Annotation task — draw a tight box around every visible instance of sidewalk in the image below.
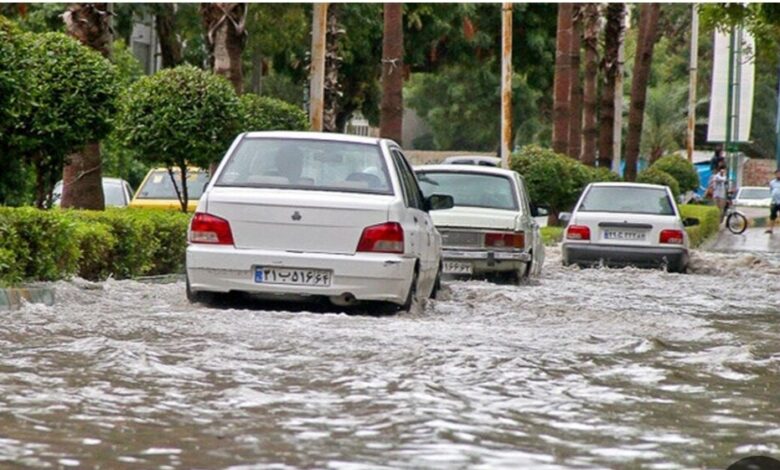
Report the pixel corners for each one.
[708,227,780,253]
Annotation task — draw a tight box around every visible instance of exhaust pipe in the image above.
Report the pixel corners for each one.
[330,292,357,307]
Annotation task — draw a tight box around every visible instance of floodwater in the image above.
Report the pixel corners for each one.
[1,247,779,469]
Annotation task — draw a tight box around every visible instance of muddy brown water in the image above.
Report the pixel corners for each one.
[1,247,779,469]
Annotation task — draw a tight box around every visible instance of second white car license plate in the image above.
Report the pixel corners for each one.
[254,267,332,286]
[443,261,473,275]
[603,230,646,241]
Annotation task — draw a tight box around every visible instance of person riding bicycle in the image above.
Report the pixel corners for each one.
[711,165,729,222]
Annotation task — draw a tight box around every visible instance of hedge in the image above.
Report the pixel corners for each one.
[0,207,191,286]
[679,204,720,248]
[540,226,564,246]
[651,155,699,193]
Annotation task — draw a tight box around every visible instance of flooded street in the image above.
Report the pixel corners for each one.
[1,246,779,469]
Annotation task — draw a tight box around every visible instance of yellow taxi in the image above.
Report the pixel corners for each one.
[129,167,209,212]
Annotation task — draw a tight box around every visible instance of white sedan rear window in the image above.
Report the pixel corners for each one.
[417,172,518,210]
[579,186,675,215]
[216,138,393,195]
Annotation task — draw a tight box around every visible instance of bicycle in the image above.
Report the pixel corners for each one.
[724,196,748,234]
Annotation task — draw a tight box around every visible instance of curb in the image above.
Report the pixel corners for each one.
[0,287,55,311]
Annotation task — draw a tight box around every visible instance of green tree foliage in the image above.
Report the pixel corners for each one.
[651,155,700,193]
[115,65,241,211]
[636,167,681,198]
[238,94,309,132]
[2,31,119,207]
[510,145,621,217]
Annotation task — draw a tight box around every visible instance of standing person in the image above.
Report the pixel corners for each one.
[767,168,780,234]
[711,165,729,221]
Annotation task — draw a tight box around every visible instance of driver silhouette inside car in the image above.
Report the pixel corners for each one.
[269,145,306,185]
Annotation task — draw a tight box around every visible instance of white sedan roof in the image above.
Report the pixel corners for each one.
[242,131,384,146]
[415,163,518,178]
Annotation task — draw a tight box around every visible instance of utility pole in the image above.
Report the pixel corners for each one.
[686,5,698,162]
[379,3,404,143]
[500,2,512,168]
[611,9,627,174]
[309,3,328,132]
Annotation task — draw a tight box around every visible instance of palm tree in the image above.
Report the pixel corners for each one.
[154,3,182,68]
[641,83,687,163]
[624,3,661,181]
[567,4,583,160]
[580,3,600,166]
[60,3,111,210]
[597,3,625,168]
[323,4,344,132]
[552,3,573,155]
[201,3,247,94]
[380,3,404,143]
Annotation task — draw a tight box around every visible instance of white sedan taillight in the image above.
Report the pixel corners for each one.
[190,213,234,245]
[356,222,404,254]
[566,225,591,241]
[659,229,684,245]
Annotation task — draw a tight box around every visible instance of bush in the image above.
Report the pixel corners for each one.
[510,145,622,217]
[238,94,308,132]
[636,167,681,198]
[652,155,699,193]
[115,65,241,211]
[540,226,564,246]
[0,207,191,286]
[680,204,720,248]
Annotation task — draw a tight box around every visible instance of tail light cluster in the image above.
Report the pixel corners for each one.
[484,231,525,249]
[566,225,591,241]
[357,222,404,254]
[659,229,684,245]
[190,212,234,245]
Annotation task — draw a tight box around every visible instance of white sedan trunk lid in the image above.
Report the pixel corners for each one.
[573,211,681,247]
[206,187,391,254]
[430,206,519,231]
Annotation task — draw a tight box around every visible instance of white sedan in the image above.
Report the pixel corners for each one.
[561,182,698,273]
[415,165,545,283]
[734,186,771,208]
[186,131,453,311]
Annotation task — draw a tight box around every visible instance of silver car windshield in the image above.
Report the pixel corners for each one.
[216,138,394,195]
[579,186,675,215]
[417,171,518,211]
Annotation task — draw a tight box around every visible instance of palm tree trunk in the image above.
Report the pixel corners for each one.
[581,3,600,166]
[380,3,404,143]
[323,4,344,132]
[567,4,583,160]
[201,3,247,94]
[61,3,111,210]
[597,3,625,168]
[624,3,661,181]
[155,3,182,69]
[552,3,573,155]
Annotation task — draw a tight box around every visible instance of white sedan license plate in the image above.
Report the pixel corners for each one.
[443,261,473,275]
[254,267,332,286]
[603,230,646,241]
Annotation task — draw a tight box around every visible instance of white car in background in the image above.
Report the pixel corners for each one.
[52,177,134,207]
[442,155,501,167]
[561,182,699,273]
[186,132,453,312]
[415,165,545,283]
[734,186,771,207]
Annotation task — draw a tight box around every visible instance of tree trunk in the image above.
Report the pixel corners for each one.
[598,3,625,168]
[581,3,600,166]
[552,3,573,155]
[251,48,263,94]
[567,5,583,160]
[61,3,110,210]
[380,3,404,143]
[201,3,247,94]
[323,4,344,133]
[155,3,182,68]
[624,3,661,181]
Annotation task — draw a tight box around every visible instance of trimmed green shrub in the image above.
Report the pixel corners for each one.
[652,155,699,192]
[680,204,720,248]
[540,226,564,246]
[0,207,80,282]
[636,167,681,198]
[0,207,191,286]
[238,94,308,132]
[115,65,241,211]
[511,145,622,217]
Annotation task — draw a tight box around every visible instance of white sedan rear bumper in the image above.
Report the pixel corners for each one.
[186,245,415,304]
